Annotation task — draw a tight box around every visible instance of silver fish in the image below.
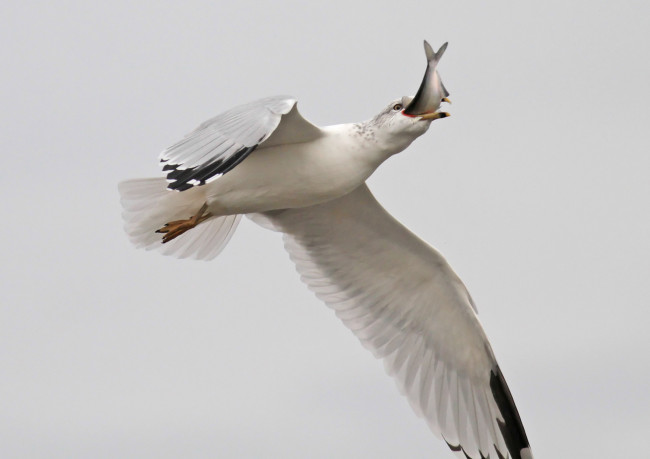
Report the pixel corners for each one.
[403,41,450,119]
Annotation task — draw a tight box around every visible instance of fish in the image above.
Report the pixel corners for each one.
[403,41,450,119]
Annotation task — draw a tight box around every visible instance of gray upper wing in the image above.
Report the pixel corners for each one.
[250,184,533,459]
[159,95,322,191]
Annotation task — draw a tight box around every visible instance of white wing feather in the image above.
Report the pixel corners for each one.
[160,95,322,191]
[250,184,532,459]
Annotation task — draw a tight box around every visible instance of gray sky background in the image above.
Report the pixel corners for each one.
[2,1,649,458]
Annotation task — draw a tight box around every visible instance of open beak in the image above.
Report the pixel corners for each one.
[418,111,450,120]
[403,41,450,120]
[417,97,452,120]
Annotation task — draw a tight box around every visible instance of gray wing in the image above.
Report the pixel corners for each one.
[160,95,322,191]
[251,184,533,459]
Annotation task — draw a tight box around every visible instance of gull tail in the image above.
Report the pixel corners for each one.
[118,178,240,260]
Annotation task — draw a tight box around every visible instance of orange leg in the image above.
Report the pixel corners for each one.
[155,203,212,243]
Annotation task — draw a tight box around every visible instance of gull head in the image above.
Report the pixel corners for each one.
[366,41,450,154]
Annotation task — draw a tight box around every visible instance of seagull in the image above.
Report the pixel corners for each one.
[119,41,533,459]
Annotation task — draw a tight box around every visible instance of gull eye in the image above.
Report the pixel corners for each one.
[392,104,403,111]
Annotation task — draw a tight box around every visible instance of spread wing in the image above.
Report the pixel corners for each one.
[159,95,323,191]
[251,184,533,459]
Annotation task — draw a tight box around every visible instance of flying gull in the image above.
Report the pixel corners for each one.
[119,41,533,459]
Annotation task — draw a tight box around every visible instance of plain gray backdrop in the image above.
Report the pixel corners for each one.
[2,1,649,457]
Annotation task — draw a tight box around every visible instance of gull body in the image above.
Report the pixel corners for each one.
[205,113,428,215]
[118,41,534,459]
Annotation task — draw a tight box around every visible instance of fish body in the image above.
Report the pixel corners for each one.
[403,41,450,116]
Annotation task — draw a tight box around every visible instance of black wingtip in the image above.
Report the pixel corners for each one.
[490,366,531,459]
[445,440,472,459]
[163,144,258,191]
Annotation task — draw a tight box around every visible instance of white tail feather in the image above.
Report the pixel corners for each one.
[118,178,240,260]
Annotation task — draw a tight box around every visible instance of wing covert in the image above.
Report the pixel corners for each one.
[160,95,322,191]
[250,184,532,459]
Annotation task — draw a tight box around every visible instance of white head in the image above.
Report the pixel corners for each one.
[366,41,450,155]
